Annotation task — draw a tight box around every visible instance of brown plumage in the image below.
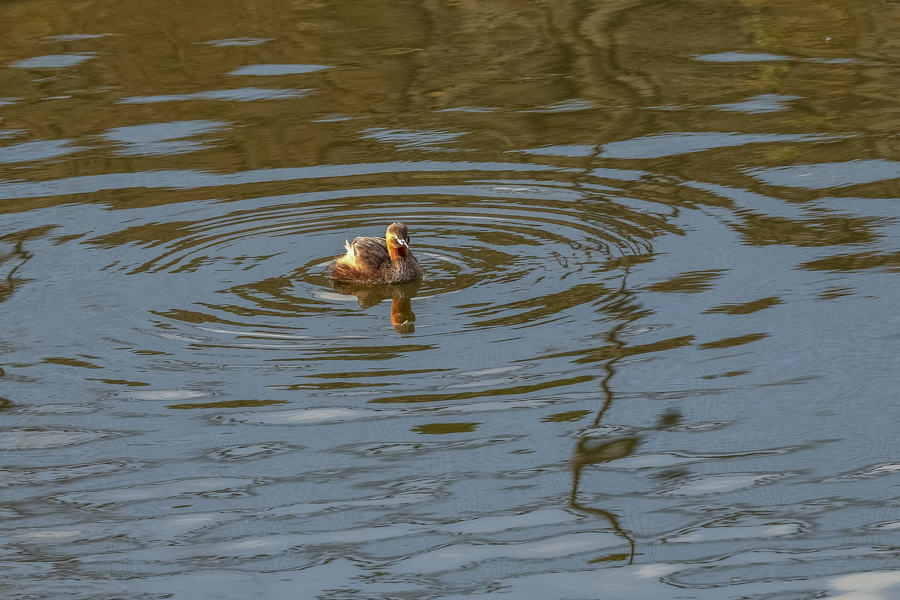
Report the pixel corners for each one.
[329,222,424,284]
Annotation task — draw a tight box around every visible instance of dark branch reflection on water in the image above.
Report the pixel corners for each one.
[3,0,900,598]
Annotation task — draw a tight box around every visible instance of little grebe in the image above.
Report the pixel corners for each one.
[329,222,424,284]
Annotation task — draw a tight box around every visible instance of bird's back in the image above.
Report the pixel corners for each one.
[330,236,392,283]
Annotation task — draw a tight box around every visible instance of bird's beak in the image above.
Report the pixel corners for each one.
[397,239,409,248]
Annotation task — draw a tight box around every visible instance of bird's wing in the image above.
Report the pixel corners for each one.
[347,236,391,269]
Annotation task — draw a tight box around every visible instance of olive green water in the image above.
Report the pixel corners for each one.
[4,1,900,598]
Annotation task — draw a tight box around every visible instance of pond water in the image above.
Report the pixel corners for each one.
[3,1,900,598]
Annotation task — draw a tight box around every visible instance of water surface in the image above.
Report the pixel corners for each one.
[3,1,900,598]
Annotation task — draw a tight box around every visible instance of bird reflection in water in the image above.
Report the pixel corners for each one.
[332,280,420,334]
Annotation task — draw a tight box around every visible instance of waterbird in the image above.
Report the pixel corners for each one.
[329,222,424,285]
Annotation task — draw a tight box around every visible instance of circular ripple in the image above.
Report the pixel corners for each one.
[92,173,664,352]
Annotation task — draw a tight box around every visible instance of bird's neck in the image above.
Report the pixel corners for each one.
[388,244,408,259]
